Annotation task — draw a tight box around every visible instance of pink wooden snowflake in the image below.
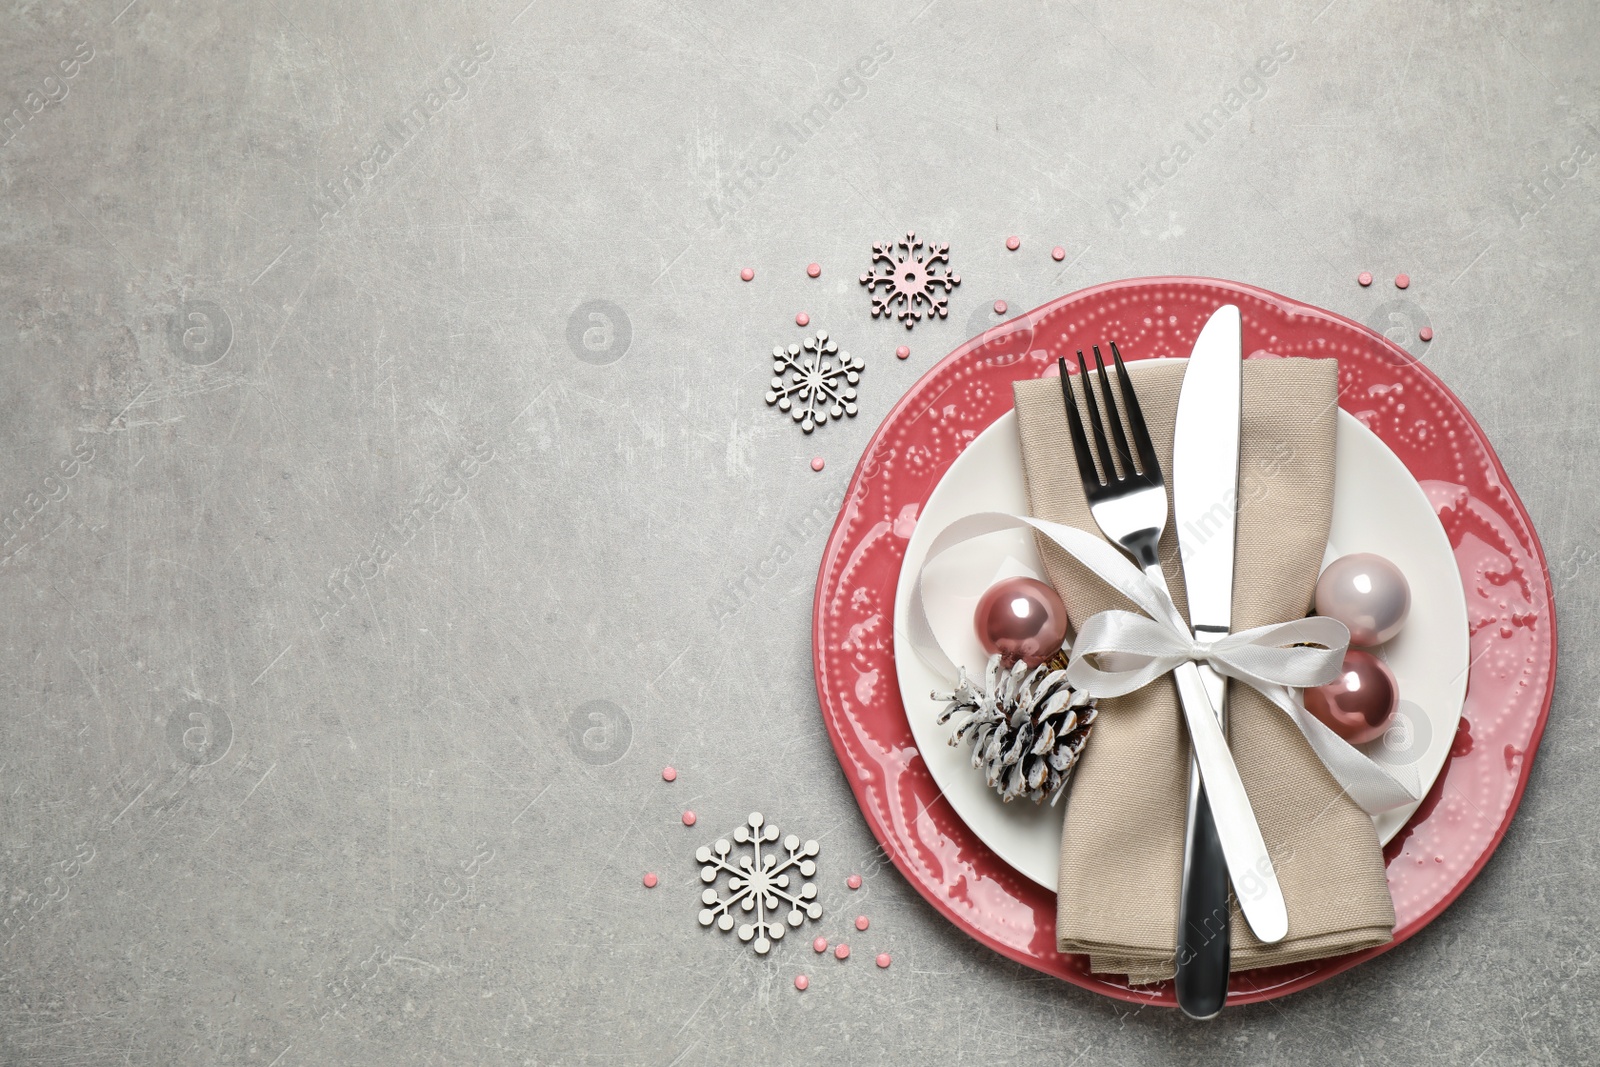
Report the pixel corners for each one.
[859,231,960,329]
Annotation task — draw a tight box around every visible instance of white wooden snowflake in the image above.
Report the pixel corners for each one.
[764,330,863,434]
[859,230,960,329]
[696,812,821,954]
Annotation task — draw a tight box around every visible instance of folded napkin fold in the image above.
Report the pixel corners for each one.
[1012,358,1395,982]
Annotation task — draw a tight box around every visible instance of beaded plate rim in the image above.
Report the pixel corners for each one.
[810,276,1557,1007]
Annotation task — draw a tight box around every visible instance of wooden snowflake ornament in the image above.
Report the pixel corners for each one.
[696,813,822,954]
[859,231,961,329]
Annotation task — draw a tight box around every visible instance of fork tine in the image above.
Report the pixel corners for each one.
[1057,357,1102,489]
[1092,345,1136,479]
[1076,349,1116,484]
[1110,342,1160,477]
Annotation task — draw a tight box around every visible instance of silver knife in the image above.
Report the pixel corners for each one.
[1171,305,1286,1016]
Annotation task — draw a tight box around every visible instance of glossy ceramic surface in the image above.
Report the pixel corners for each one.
[893,398,1468,888]
[810,277,1557,1006]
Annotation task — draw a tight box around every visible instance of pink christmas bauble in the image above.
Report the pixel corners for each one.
[1304,649,1399,745]
[974,576,1068,668]
[1314,552,1410,647]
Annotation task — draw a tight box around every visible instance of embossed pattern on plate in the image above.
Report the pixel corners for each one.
[811,277,1556,1006]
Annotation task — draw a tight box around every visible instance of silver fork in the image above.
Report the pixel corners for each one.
[1056,345,1289,947]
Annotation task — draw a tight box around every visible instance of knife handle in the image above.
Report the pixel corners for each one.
[1136,562,1288,944]
[1167,658,1289,945]
[1175,665,1231,1020]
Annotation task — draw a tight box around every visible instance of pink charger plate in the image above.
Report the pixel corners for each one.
[810,277,1556,1007]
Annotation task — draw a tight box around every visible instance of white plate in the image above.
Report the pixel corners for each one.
[891,364,1470,891]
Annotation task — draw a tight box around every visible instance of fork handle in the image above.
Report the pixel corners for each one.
[1141,564,1289,945]
[1168,658,1288,944]
[1175,663,1230,1019]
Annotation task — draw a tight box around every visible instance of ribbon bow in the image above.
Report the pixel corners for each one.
[911,511,1425,815]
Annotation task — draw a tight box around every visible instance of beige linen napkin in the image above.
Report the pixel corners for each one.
[1012,358,1395,982]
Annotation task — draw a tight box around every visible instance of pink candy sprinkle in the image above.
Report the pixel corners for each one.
[895,345,909,360]
[795,312,810,327]
[1005,235,1020,251]
[794,974,809,991]
[855,916,869,931]
[807,262,821,278]
[643,873,658,888]
[682,811,696,826]
[1419,327,1434,342]
[993,300,1008,315]
[847,874,862,889]
[1395,273,1410,289]
[834,944,850,960]
[813,936,828,953]
[876,953,891,968]
[810,457,825,472]
[740,267,754,282]
[1052,246,1066,261]
[661,766,676,782]
[1357,271,1373,287]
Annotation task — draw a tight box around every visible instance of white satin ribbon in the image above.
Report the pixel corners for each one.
[910,511,1425,815]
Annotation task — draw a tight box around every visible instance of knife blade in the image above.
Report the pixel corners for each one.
[1174,305,1243,648]
[1170,305,1285,1017]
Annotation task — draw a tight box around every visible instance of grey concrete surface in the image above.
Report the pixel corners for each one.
[1,1,1596,1064]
